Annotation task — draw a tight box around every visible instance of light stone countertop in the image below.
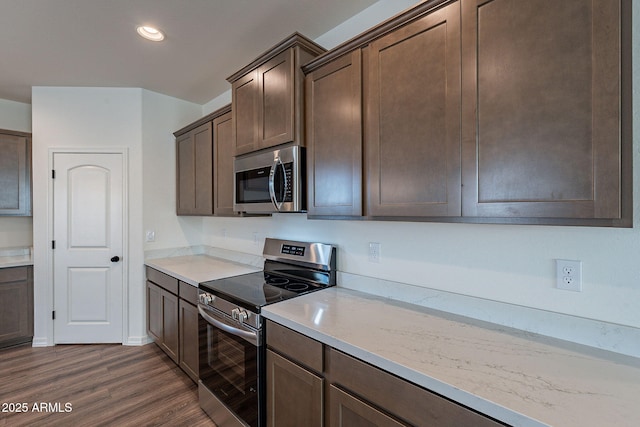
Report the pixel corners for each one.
[144,254,261,287]
[262,287,640,427]
[0,247,33,269]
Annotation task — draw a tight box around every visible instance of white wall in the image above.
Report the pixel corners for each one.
[0,98,33,249]
[142,89,203,253]
[0,98,31,133]
[31,87,201,346]
[199,0,640,333]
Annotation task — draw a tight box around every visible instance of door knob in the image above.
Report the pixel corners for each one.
[110,256,120,262]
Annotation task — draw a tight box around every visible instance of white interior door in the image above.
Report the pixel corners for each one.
[53,152,124,343]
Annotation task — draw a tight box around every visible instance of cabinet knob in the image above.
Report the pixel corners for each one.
[110,256,120,263]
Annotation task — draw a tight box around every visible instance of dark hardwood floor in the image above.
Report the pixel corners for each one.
[0,343,215,427]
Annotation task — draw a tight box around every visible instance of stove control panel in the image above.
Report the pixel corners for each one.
[281,244,305,256]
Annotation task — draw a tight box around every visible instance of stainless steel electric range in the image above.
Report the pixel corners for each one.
[197,238,336,427]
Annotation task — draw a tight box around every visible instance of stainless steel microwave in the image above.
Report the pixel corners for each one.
[234,145,305,214]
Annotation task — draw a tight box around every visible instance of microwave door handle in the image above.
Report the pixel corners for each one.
[198,305,259,346]
[268,157,285,211]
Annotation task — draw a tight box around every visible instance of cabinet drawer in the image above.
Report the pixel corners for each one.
[328,348,503,427]
[266,320,323,373]
[179,281,198,305]
[329,384,404,427]
[145,267,178,295]
[0,266,29,283]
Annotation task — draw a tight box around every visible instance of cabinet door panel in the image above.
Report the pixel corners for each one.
[179,299,199,382]
[306,51,362,216]
[233,70,259,155]
[259,49,294,149]
[329,385,403,427]
[213,111,237,216]
[461,0,622,219]
[367,2,461,217]
[176,133,195,214]
[161,290,179,363]
[0,133,31,216]
[193,123,213,214]
[146,281,163,343]
[267,349,323,427]
[0,267,33,346]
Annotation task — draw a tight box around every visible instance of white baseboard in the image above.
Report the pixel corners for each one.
[124,335,154,346]
[31,337,51,347]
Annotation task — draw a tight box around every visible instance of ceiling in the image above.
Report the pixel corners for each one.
[0,0,378,105]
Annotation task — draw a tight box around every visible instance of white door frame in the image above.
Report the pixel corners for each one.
[47,148,129,345]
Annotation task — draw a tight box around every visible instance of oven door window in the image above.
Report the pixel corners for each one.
[236,166,271,203]
[199,312,259,426]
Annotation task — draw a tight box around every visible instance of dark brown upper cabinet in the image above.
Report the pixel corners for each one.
[174,105,238,217]
[305,50,363,217]
[460,0,631,226]
[0,130,32,216]
[175,121,213,215]
[302,0,631,226]
[366,1,461,218]
[213,110,236,216]
[227,33,326,156]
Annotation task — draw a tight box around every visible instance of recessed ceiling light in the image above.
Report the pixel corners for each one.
[136,26,165,42]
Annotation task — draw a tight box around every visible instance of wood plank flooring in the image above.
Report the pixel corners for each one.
[0,343,215,427]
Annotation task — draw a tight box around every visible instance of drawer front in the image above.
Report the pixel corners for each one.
[266,320,323,373]
[145,267,178,295]
[328,349,503,427]
[0,266,29,283]
[179,280,198,305]
[329,384,404,427]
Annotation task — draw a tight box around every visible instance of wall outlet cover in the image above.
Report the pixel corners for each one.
[556,259,582,292]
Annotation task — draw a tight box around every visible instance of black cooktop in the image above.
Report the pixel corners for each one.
[199,269,331,313]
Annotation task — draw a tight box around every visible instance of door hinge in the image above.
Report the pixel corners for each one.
[51,240,55,249]
[52,169,56,179]
[52,311,56,320]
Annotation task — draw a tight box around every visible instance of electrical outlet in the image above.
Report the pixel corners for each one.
[368,242,381,263]
[556,259,582,292]
[145,230,155,242]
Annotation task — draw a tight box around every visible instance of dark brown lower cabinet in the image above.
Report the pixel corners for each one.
[329,384,403,427]
[266,350,323,427]
[146,281,178,363]
[266,320,324,427]
[179,298,199,382]
[266,320,505,427]
[0,266,33,348]
[146,267,198,382]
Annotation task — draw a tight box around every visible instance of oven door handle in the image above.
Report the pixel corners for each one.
[198,305,259,346]
[268,156,285,211]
